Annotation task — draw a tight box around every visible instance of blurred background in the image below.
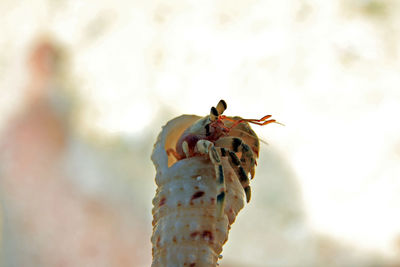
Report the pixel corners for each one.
[1,0,400,266]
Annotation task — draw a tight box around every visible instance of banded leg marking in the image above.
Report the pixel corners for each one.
[227,151,251,203]
[214,136,256,179]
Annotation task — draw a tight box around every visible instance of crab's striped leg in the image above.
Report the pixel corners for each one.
[226,151,251,203]
[214,136,256,179]
[214,146,253,204]
[196,137,253,206]
[196,140,226,216]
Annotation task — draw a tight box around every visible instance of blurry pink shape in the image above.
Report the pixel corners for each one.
[0,37,150,267]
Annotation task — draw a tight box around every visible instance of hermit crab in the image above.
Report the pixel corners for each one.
[151,100,277,267]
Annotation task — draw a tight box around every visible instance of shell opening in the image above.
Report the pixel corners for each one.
[151,115,201,169]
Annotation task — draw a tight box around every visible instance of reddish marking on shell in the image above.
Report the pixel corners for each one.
[202,230,213,241]
[156,236,161,248]
[173,236,177,243]
[191,191,204,200]
[190,263,196,267]
[190,231,199,238]
[159,197,166,207]
[177,201,182,207]
[210,197,215,204]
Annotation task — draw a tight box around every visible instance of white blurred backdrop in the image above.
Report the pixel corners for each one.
[1,0,400,266]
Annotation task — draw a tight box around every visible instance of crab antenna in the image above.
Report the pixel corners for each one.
[221,115,282,129]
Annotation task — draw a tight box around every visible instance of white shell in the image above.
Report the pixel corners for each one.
[151,115,248,267]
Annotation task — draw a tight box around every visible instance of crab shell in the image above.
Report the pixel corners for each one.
[151,115,259,267]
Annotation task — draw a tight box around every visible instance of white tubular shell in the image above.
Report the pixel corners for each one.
[151,115,247,267]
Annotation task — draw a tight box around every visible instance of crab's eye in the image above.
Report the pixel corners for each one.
[210,99,227,121]
[215,100,227,115]
[210,107,219,121]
